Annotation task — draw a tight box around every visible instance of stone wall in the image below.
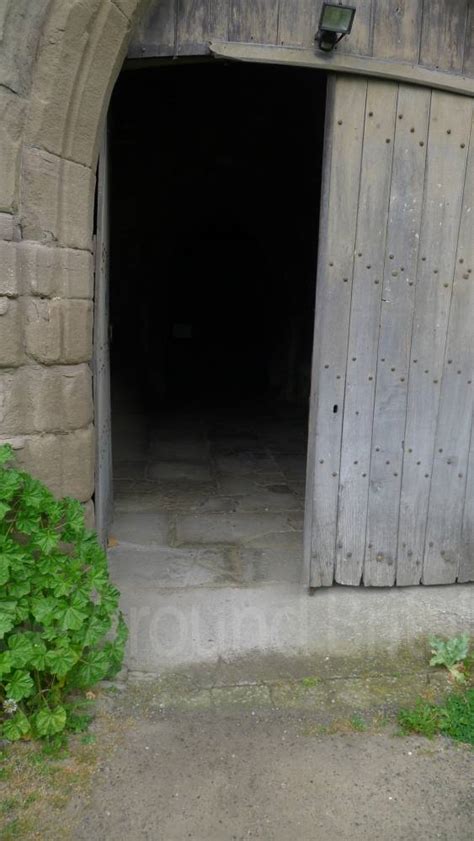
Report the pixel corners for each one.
[0,0,146,510]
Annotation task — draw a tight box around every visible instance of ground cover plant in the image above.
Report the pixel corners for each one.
[398,634,473,745]
[0,443,127,743]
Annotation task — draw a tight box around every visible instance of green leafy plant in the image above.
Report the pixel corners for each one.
[399,688,474,745]
[429,634,469,683]
[0,443,127,741]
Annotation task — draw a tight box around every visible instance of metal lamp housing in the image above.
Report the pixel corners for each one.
[316,3,356,52]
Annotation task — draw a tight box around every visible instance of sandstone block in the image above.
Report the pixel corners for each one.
[0,297,23,366]
[26,0,130,168]
[18,242,93,298]
[1,425,95,502]
[113,0,142,20]
[0,363,93,434]
[68,2,130,165]
[25,0,104,160]
[0,241,20,295]
[21,145,95,250]
[0,212,18,242]
[24,297,93,364]
[0,89,27,213]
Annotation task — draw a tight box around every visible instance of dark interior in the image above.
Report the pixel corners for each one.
[109,61,326,415]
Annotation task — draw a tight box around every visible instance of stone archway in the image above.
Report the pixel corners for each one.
[0,0,146,514]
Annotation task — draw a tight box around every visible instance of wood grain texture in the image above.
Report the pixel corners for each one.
[422,107,474,584]
[308,76,367,587]
[209,0,229,41]
[209,42,474,96]
[94,132,113,546]
[364,85,430,586]
[336,0,373,56]
[420,0,469,73]
[176,0,208,54]
[459,419,474,582]
[128,0,176,57]
[335,80,398,586]
[372,0,422,62]
[229,0,279,44]
[278,0,316,48]
[463,2,474,76]
[396,91,472,585]
[128,1,474,86]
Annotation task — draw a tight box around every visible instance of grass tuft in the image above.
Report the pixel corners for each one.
[398,687,474,745]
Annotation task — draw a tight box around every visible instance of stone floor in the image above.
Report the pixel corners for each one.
[110,398,308,589]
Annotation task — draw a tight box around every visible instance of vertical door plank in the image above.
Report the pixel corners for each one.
[420,0,469,73]
[229,0,279,44]
[364,86,430,586]
[372,0,422,62]
[278,0,317,48]
[176,0,209,54]
[423,110,474,584]
[463,2,474,76]
[459,423,474,582]
[209,0,229,40]
[128,0,176,57]
[307,76,367,587]
[397,91,472,585]
[335,80,398,586]
[94,131,113,546]
[337,0,373,56]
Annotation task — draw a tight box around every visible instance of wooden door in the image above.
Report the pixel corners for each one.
[93,131,113,546]
[305,76,473,587]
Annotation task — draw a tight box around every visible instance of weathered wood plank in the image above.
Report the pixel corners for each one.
[335,80,398,586]
[128,0,176,57]
[364,85,430,586]
[209,42,474,97]
[463,2,474,76]
[94,131,113,546]
[459,420,474,582]
[278,0,316,49]
[372,0,422,62]
[423,109,474,584]
[420,0,469,73]
[336,0,373,56]
[176,0,208,54]
[397,91,472,585]
[307,76,367,588]
[209,0,229,41]
[229,0,279,45]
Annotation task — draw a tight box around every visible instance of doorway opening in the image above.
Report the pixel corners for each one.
[107,60,326,587]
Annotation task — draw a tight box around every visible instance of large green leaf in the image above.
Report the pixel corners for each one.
[2,710,31,741]
[0,650,13,676]
[8,580,30,599]
[0,500,10,520]
[58,605,88,632]
[35,529,60,555]
[0,613,14,639]
[29,637,47,671]
[81,615,111,647]
[0,443,14,465]
[0,557,10,586]
[45,646,79,677]
[74,650,110,687]
[8,634,34,668]
[5,669,35,701]
[35,706,67,737]
[31,596,58,625]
